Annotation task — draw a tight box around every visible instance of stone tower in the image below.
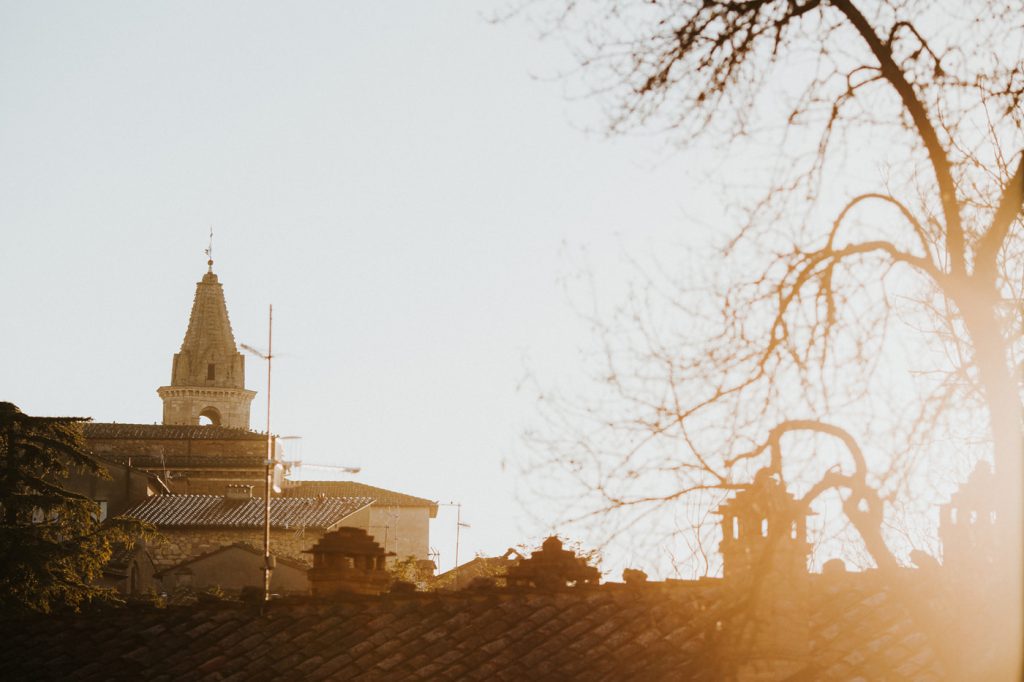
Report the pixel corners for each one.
[157,260,256,429]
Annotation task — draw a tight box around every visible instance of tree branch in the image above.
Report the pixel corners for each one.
[829,0,965,276]
[975,152,1024,280]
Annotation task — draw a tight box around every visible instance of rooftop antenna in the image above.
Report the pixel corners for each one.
[241,305,274,606]
[439,502,470,585]
[291,463,362,474]
[271,436,361,478]
[455,504,471,586]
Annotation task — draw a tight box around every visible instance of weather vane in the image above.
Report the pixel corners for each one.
[205,227,214,271]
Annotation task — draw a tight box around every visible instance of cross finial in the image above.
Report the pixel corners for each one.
[205,227,214,272]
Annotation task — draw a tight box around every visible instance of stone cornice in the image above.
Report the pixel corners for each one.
[157,386,257,400]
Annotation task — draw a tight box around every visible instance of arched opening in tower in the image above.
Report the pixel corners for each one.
[198,407,222,427]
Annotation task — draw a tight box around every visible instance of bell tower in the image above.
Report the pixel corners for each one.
[157,258,256,429]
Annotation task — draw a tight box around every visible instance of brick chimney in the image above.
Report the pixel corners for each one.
[305,527,394,597]
[505,536,599,590]
[716,468,811,680]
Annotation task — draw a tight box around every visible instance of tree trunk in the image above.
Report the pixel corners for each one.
[956,283,1022,679]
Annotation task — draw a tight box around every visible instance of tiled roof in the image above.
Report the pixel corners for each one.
[83,423,267,441]
[281,480,438,516]
[433,553,519,589]
[120,494,372,530]
[0,578,945,681]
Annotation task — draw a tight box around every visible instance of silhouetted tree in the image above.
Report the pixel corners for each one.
[521,1,1022,676]
[0,402,140,612]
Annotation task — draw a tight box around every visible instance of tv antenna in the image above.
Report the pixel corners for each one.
[241,304,275,605]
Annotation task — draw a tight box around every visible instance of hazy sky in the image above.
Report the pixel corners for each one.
[1,2,715,573]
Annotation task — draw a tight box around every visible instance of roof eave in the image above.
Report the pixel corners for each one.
[324,500,375,532]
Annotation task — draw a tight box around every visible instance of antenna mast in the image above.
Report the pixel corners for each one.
[241,311,277,606]
[263,304,273,604]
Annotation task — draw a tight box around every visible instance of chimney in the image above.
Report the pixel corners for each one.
[305,527,395,596]
[716,468,811,680]
[505,536,600,590]
[225,484,253,501]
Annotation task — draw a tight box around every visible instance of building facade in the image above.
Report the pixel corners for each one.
[281,480,437,563]
[81,260,436,575]
[119,486,373,570]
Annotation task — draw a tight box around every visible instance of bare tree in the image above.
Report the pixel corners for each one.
[520,0,1023,676]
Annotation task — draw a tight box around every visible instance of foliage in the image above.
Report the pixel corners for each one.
[196,585,238,604]
[0,402,143,613]
[387,556,430,591]
[432,550,517,590]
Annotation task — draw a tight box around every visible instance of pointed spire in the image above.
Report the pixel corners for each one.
[178,263,240,362]
[158,259,256,429]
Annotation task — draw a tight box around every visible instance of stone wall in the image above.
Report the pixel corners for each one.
[88,437,265,462]
[64,460,155,518]
[150,528,323,570]
[159,545,309,595]
[86,436,266,493]
[148,508,373,571]
[158,386,255,430]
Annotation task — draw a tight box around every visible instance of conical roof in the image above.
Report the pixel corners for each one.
[180,267,239,357]
[168,263,246,390]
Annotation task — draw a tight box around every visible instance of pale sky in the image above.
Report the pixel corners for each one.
[0,1,716,574]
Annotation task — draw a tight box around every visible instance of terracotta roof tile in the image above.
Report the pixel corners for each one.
[281,480,437,515]
[121,494,372,530]
[84,422,268,441]
[0,578,947,680]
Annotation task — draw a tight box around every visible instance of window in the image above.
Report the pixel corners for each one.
[207,363,215,380]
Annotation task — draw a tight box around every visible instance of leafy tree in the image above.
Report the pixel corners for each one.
[521,0,1022,676]
[387,556,430,591]
[431,550,514,590]
[0,402,140,612]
